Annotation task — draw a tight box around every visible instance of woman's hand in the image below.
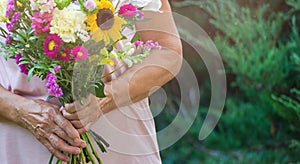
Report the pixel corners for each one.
[18,99,86,162]
[61,94,104,134]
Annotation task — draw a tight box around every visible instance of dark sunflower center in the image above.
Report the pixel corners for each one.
[96,9,115,31]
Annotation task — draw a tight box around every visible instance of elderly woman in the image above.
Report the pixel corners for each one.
[0,0,182,163]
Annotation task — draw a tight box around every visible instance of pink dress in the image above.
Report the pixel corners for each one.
[0,0,162,163]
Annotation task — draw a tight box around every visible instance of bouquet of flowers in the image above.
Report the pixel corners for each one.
[0,0,161,163]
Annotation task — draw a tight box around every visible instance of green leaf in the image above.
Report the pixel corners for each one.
[46,95,55,101]
[88,130,108,153]
[35,64,47,70]
[131,33,140,43]
[94,81,105,98]
[27,67,35,81]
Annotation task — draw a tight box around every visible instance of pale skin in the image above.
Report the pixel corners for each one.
[0,0,182,162]
[62,0,182,133]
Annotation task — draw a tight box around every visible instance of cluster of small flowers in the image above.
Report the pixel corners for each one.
[15,54,28,75]
[134,40,162,50]
[45,71,63,97]
[30,0,56,14]
[5,0,20,32]
[43,34,88,61]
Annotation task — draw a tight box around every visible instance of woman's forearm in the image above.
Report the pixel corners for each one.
[99,47,182,113]
[0,85,32,126]
[98,0,182,114]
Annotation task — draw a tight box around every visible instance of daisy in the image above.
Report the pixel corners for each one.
[43,34,62,58]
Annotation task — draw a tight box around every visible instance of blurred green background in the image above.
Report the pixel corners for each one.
[153,0,300,163]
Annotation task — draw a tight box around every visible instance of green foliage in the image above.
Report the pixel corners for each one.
[198,0,289,95]
[156,0,300,163]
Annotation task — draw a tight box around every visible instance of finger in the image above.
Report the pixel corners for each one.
[62,109,79,120]
[48,133,81,155]
[78,122,93,134]
[42,138,70,162]
[52,126,82,147]
[63,103,76,113]
[54,114,85,147]
[71,117,91,129]
[71,120,84,129]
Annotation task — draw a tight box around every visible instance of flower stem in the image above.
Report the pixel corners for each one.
[80,148,87,164]
[85,132,102,164]
[48,154,54,164]
[82,133,97,164]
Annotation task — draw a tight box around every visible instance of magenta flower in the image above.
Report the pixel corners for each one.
[134,40,144,47]
[15,54,29,75]
[145,40,161,49]
[6,12,20,32]
[43,34,62,58]
[5,34,11,45]
[54,65,61,72]
[46,72,63,97]
[72,46,88,60]
[31,12,53,35]
[5,0,15,17]
[58,48,71,61]
[118,4,137,18]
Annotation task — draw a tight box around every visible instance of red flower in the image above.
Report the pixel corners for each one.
[58,48,71,61]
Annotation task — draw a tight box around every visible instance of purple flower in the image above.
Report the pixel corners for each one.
[5,33,11,45]
[46,72,63,97]
[137,11,145,20]
[6,12,20,32]
[5,0,15,17]
[144,40,161,49]
[134,40,144,47]
[54,65,61,72]
[15,54,28,75]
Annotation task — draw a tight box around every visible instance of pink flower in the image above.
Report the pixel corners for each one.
[43,34,62,58]
[58,48,71,61]
[31,12,53,35]
[118,4,137,18]
[72,46,88,60]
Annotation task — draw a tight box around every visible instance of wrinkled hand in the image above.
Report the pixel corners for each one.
[61,94,103,134]
[18,99,86,162]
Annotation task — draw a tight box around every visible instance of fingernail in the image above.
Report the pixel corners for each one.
[76,148,81,154]
[81,141,86,148]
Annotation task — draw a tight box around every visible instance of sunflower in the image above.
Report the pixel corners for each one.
[86,0,126,45]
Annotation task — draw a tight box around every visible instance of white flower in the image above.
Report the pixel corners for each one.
[67,2,81,10]
[30,0,57,13]
[0,0,8,22]
[112,0,161,12]
[77,29,90,42]
[50,8,87,43]
[131,0,162,12]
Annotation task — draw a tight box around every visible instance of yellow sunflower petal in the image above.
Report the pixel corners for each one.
[95,0,115,12]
